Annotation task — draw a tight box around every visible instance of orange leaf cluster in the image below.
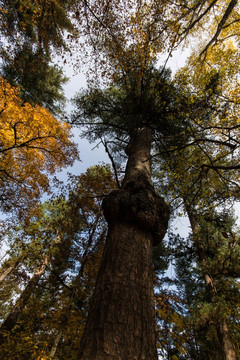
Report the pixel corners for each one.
[0,77,78,212]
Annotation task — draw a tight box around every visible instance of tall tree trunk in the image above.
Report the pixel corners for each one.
[49,217,102,358]
[185,202,236,360]
[0,253,27,285]
[50,329,64,359]
[0,234,62,346]
[217,319,237,360]
[78,127,169,360]
[0,256,49,345]
[49,284,77,359]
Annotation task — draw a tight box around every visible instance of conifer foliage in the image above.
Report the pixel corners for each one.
[0,0,240,359]
[0,165,116,359]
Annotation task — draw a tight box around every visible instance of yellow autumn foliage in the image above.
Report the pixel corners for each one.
[0,77,78,212]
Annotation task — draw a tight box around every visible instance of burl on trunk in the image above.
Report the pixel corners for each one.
[78,127,169,360]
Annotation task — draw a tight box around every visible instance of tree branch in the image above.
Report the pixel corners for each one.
[200,0,238,55]
[101,138,121,188]
[202,163,240,170]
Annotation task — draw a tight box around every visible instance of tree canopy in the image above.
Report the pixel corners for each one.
[0,0,74,111]
[0,0,240,359]
[0,77,78,214]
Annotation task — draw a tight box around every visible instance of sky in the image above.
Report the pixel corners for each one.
[57,46,191,178]
[55,46,193,240]
[55,64,108,179]
[59,44,240,234]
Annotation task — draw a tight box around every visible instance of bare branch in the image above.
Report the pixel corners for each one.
[101,138,121,188]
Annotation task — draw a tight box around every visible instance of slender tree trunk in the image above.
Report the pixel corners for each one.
[0,263,18,285]
[0,256,49,345]
[0,235,62,346]
[185,202,236,360]
[78,127,169,360]
[217,319,237,360]
[49,218,102,358]
[50,330,64,359]
[49,286,76,359]
[0,254,27,285]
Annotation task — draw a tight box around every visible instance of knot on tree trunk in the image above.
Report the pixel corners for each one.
[103,177,169,246]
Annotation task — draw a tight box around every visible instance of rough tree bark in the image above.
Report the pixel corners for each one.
[185,202,236,360]
[78,127,169,360]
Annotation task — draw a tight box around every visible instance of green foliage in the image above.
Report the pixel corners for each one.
[1,1,240,358]
[0,165,116,359]
[153,241,170,275]
[0,0,74,111]
[159,209,240,360]
[72,65,193,172]
[2,46,68,113]
[0,0,73,53]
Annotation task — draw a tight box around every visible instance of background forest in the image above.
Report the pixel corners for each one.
[0,0,240,359]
